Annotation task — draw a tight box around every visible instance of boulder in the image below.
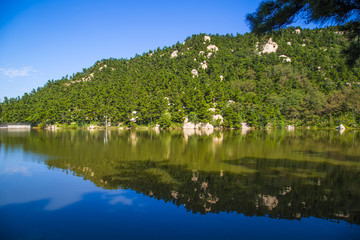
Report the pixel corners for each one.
[200,61,208,69]
[336,124,345,131]
[170,50,178,58]
[260,38,278,54]
[207,45,218,52]
[286,125,295,131]
[191,69,198,78]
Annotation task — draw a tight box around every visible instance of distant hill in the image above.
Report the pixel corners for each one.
[1,26,359,128]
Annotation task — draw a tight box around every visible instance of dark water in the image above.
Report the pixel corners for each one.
[0,129,359,240]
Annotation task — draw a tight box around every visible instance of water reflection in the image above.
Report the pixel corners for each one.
[1,129,359,224]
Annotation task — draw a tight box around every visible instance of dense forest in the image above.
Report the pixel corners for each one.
[1,26,360,128]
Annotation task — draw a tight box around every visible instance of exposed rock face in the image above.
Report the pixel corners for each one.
[200,61,208,69]
[260,38,278,54]
[213,114,223,124]
[286,125,295,131]
[191,69,198,78]
[45,125,58,130]
[88,124,98,130]
[170,50,178,58]
[130,117,138,122]
[336,124,345,131]
[241,122,250,130]
[99,65,107,71]
[279,55,291,62]
[202,123,214,130]
[183,122,195,129]
[207,45,218,52]
[130,111,138,122]
[81,73,94,82]
[164,97,170,106]
[183,117,214,130]
[183,117,196,129]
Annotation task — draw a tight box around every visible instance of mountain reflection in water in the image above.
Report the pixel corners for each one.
[1,129,360,225]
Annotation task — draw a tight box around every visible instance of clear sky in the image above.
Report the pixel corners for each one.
[0,0,315,100]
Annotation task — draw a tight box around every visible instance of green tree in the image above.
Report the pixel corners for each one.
[246,0,360,65]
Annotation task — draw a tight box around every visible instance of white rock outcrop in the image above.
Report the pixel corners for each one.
[260,38,278,54]
[183,122,196,129]
[99,65,107,71]
[191,69,198,78]
[170,50,179,58]
[88,125,98,130]
[241,122,250,130]
[286,125,295,131]
[130,117,138,122]
[183,117,214,130]
[200,61,208,69]
[213,115,223,124]
[207,45,218,52]
[336,124,345,131]
[130,111,138,122]
[202,123,214,130]
[279,55,291,62]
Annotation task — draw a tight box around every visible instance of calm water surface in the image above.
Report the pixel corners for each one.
[0,129,359,240]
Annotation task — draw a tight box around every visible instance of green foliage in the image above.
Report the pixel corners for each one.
[246,0,360,65]
[0,28,359,128]
[158,112,172,128]
[188,112,198,123]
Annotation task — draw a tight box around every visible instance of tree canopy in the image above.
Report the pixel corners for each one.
[246,0,360,65]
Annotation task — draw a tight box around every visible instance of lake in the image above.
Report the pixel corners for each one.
[0,128,359,240]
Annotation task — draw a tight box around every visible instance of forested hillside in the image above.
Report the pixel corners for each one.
[1,26,360,128]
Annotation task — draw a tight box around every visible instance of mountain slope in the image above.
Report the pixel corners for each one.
[1,26,359,128]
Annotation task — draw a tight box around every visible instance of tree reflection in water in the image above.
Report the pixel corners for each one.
[2,129,360,224]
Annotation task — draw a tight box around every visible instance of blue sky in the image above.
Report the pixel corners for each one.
[0,0,315,100]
